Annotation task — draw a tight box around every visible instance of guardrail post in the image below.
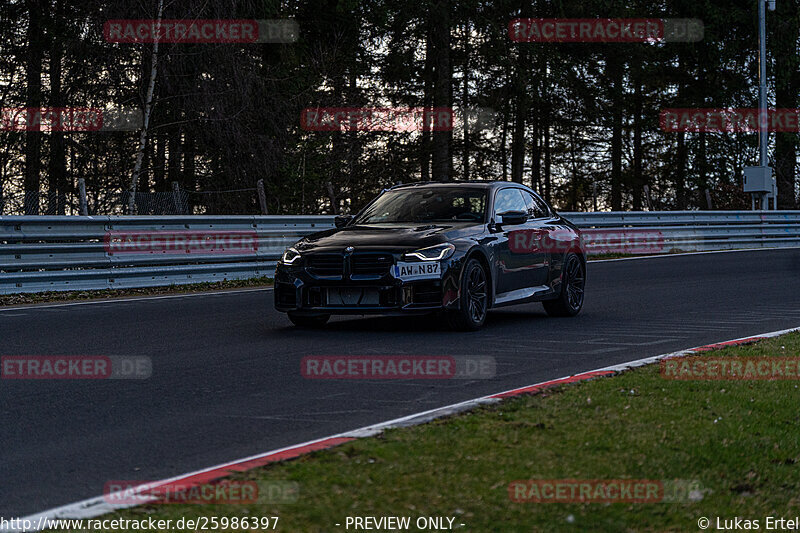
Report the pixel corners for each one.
[78,178,88,216]
[257,179,268,215]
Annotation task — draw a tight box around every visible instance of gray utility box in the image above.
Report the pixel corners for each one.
[743,166,773,193]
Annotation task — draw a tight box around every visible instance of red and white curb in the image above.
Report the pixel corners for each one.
[6,325,800,532]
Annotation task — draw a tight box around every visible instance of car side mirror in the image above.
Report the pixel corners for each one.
[334,215,354,228]
[499,211,528,226]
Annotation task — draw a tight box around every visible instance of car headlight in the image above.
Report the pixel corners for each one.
[403,243,455,262]
[280,247,302,265]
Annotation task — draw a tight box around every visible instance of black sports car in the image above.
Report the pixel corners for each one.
[274,181,585,330]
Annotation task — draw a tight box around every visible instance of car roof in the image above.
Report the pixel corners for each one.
[388,181,531,191]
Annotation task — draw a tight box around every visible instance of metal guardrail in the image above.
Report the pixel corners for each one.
[563,211,800,254]
[0,215,334,294]
[1,211,798,294]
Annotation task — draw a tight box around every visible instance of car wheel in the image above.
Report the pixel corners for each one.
[543,252,585,317]
[445,258,489,331]
[287,312,330,328]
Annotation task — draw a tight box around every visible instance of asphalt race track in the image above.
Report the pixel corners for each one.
[2,248,799,517]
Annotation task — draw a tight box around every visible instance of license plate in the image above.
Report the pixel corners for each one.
[392,261,441,281]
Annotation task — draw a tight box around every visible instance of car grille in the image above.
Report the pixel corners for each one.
[351,253,394,277]
[306,254,344,278]
[305,252,394,279]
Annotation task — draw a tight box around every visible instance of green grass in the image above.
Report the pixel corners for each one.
[0,277,273,307]
[64,333,800,532]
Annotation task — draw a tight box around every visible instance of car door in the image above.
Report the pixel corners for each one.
[492,187,548,296]
[521,190,557,288]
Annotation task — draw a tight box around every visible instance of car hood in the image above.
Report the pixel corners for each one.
[295,223,481,253]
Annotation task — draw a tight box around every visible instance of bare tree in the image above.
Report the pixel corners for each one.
[127,0,163,214]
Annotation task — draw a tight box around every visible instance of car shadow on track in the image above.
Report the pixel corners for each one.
[272,306,551,334]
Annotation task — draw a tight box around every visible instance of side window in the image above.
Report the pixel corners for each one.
[493,188,528,218]
[523,191,550,219]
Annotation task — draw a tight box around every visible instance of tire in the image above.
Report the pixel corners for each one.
[543,252,585,317]
[287,312,330,328]
[445,258,489,331]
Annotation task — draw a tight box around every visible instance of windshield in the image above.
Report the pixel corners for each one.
[354,187,487,224]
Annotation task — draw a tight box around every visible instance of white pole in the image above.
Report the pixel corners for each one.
[757,0,777,209]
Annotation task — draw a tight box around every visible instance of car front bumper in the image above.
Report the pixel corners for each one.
[274,255,463,315]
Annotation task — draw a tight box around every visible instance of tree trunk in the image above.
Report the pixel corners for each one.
[510,45,528,184]
[48,0,67,215]
[24,0,45,215]
[510,99,526,184]
[421,22,434,182]
[500,105,508,181]
[674,57,689,210]
[540,56,551,201]
[775,129,797,209]
[329,71,345,212]
[607,51,624,211]
[167,128,183,187]
[127,0,163,214]
[697,131,708,208]
[632,77,643,211]
[773,0,799,208]
[154,134,166,191]
[544,114,551,204]
[676,131,688,209]
[461,21,470,181]
[569,127,579,210]
[530,106,540,192]
[183,131,195,213]
[430,0,452,181]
